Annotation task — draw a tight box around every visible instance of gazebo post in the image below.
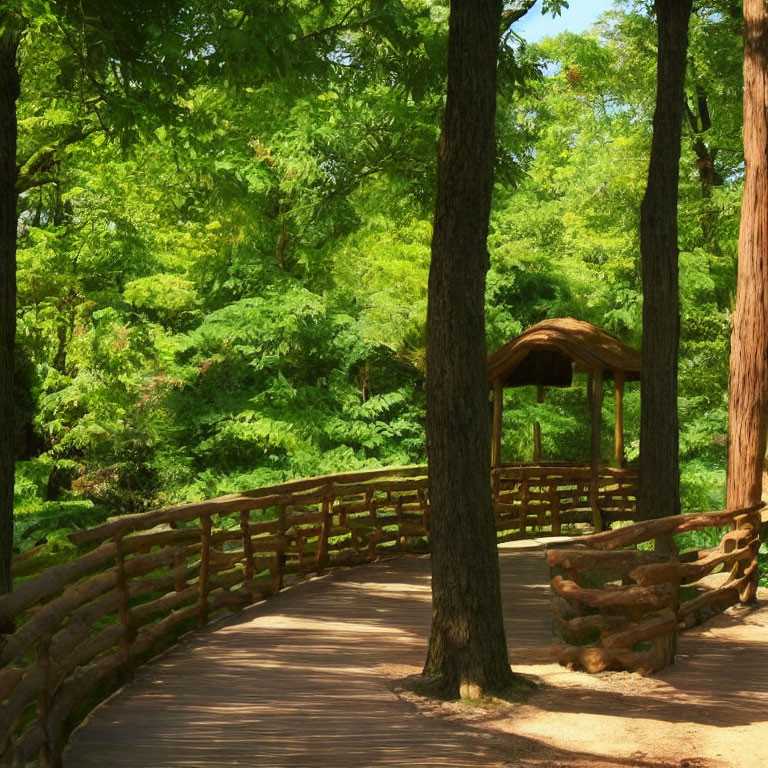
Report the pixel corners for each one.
[588,369,604,532]
[491,380,503,467]
[533,385,545,462]
[613,370,626,466]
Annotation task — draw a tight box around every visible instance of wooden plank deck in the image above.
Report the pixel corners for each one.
[64,541,768,768]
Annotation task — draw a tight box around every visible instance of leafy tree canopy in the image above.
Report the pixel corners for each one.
[11,0,746,559]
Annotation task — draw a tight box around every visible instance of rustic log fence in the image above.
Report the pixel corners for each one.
[548,503,764,674]
[0,462,638,766]
[493,462,638,536]
[0,465,435,767]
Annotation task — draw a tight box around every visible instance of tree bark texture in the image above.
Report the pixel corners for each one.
[0,32,19,601]
[0,32,19,599]
[638,0,692,521]
[423,0,513,698]
[726,0,768,602]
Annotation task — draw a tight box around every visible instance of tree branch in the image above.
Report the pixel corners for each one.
[684,98,699,133]
[500,0,537,38]
[16,126,101,193]
[294,1,369,44]
[696,84,711,132]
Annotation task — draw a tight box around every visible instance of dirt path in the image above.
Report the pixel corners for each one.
[64,541,768,768]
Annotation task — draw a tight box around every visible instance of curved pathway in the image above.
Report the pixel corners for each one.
[64,541,768,768]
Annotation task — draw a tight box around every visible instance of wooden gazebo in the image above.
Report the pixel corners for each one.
[486,318,641,533]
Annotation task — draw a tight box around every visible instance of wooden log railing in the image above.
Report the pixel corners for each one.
[547,503,764,675]
[493,462,638,537]
[0,461,638,766]
[0,465,434,767]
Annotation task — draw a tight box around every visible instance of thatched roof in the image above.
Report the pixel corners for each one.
[487,318,641,388]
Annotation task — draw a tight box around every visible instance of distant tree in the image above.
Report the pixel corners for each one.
[638,0,693,522]
[0,0,193,596]
[422,0,513,698]
[0,13,21,601]
[726,0,768,602]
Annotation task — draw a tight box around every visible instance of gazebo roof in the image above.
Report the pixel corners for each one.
[487,318,641,388]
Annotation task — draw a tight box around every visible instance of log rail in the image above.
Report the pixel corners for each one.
[0,461,638,765]
[548,503,764,674]
[0,465,432,767]
[493,462,638,536]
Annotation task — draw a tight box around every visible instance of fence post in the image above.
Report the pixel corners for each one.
[736,511,761,603]
[550,482,561,536]
[418,488,430,533]
[276,504,287,590]
[396,497,405,549]
[519,478,529,535]
[316,497,332,574]
[114,533,136,676]
[240,510,255,583]
[198,515,212,628]
[36,632,53,767]
[653,532,678,668]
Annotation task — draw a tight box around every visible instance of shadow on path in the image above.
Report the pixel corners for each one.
[64,543,768,768]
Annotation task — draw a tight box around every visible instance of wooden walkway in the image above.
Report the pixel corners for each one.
[64,541,768,768]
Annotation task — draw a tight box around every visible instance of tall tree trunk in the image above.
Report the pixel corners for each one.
[638,0,692,521]
[422,0,514,699]
[0,31,20,601]
[726,0,768,603]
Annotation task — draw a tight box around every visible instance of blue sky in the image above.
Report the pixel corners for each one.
[516,0,618,42]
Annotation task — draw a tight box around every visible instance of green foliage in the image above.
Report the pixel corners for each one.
[10,0,753,556]
[674,525,727,557]
[13,459,107,554]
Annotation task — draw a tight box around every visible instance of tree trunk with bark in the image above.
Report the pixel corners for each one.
[0,30,20,601]
[638,0,692,521]
[726,0,768,602]
[422,0,515,699]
